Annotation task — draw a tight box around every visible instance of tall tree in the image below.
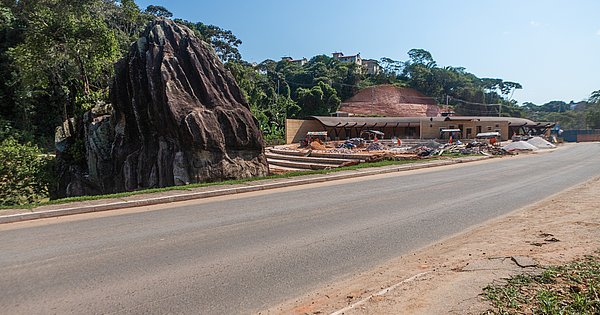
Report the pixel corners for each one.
[586,90,600,128]
[144,5,172,18]
[1,0,138,145]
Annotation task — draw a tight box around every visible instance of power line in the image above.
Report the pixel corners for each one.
[276,77,510,110]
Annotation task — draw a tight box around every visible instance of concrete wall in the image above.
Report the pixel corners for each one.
[420,120,509,140]
[562,130,600,142]
[327,126,420,140]
[286,118,512,143]
[285,119,323,144]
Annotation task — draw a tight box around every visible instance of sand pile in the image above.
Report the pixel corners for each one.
[502,141,539,152]
[527,136,556,149]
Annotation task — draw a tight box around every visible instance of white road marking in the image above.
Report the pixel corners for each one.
[329,271,430,315]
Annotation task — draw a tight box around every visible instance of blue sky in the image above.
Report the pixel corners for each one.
[136,0,600,105]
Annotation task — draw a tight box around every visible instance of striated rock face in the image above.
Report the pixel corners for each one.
[55,19,268,197]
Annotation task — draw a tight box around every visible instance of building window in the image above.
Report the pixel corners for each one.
[408,127,416,137]
[487,126,492,131]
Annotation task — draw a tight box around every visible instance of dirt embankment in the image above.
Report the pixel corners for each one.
[263,176,600,315]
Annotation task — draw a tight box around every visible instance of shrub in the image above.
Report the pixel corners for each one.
[0,137,54,206]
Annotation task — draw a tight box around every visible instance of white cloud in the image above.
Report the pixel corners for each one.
[597,29,600,36]
[530,21,541,28]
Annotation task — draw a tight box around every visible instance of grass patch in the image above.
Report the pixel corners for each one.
[482,253,600,314]
[0,157,445,211]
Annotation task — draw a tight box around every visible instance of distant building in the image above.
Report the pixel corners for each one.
[281,56,308,66]
[332,52,362,65]
[362,59,380,75]
[332,52,380,75]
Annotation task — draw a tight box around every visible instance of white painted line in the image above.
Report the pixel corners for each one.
[329,271,430,315]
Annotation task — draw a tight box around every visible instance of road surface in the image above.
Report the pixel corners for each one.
[1,143,599,314]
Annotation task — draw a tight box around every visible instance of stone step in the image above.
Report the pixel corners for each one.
[267,148,308,156]
[267,147,370,161]
[268,164,308,173]
[266,158,338,170]
[265,153,354,165]
[307,151,372,161]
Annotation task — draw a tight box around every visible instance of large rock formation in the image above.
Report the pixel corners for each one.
[54,19,268,197]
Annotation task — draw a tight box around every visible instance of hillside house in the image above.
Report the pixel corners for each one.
[332,52,380,75]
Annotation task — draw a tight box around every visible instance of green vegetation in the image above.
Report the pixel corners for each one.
[0,137,54,206]
[522,91,600,129]
[483,253,600,314]
[0,157,438,210]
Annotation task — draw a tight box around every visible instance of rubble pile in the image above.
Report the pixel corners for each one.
[366,142,385,151]
[309,140,327,150]
[293,137,521,158]
[268,134,561,173]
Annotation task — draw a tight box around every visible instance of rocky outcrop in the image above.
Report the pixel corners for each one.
[54,19,268,197]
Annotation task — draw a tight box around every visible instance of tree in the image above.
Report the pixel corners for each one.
[3,0,121,143]
[296,81,340,117]
[225,60,300,143]
[407,48,436,67]
[0,137,54,205]
[589,90,600,104]
[193,21,242,62]
[500,81,522,99]
[0,4,23,123]
[379,57,403,76]
[144,5,172,18]
[586,90,600,128]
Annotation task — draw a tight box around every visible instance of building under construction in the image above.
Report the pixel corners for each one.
[286,116,554,144]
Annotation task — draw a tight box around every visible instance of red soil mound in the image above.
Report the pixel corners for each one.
[339,85,447,117]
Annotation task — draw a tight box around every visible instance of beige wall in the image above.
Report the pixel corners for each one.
[420,120,509,140]
[285,119,324,144]
[287,118,512,143]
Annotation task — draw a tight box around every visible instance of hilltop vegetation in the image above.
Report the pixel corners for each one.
[522,95,600,130]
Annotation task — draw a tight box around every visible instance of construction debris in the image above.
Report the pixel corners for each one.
[267,135,558,173]
[366,142,385,151]
[309,140,326,150]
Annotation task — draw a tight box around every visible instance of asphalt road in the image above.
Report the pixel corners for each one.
[2,143,600,314]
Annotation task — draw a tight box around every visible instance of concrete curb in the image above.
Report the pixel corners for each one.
[0,156,493,225]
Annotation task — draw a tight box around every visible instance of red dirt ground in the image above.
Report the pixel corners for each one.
[338,85,449,117]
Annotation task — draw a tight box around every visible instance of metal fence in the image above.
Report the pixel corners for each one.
[561,129,600,142]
